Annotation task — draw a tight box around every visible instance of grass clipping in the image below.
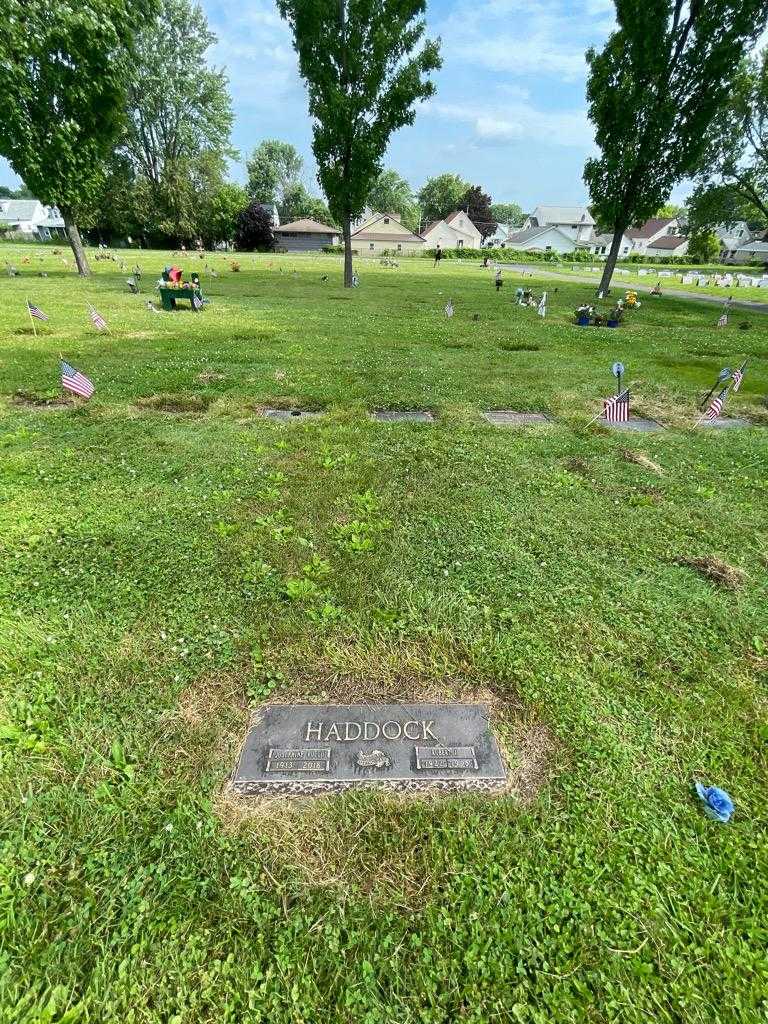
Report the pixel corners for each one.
[675,555,746,591]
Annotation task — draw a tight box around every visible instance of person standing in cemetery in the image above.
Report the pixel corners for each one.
[434,244,443,267]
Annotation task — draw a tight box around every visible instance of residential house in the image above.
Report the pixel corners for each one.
[625,217,685,255]
[728,238,768,266]
[717,223,766,262]
[0,199,66,240]
[484,223,512,247]
[582,231,632,258]
[350,212,426,255]
[273,218,339,252]
[503,224,578,254]
[644,234,689,258]
[521,205,595,244]
[421,210,482,250]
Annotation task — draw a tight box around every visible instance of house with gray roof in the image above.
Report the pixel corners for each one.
[0,199,66,240]
[522,205,595,243]
[503,224,579,254]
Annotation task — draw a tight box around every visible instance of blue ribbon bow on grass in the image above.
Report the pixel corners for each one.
[695,782,734,823]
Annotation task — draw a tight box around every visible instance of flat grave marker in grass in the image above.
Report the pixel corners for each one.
[600,416,666,433]
[262,408,324,421]
[698,416,754,429]
[482,411,553,427]
[232,703,507,796]
[372,409,434,422]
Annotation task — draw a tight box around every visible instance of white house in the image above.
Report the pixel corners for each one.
[522,205,595,244]
[350,212,426,255]
[581,231,633,257]
[0,199,66,240]
[484,223,512,247]
[421,210,482,250]
[644,234,689,258]
[716,221,751,255]
[728,239,768,266]
[625,217,686,254]
[503,224,578,254]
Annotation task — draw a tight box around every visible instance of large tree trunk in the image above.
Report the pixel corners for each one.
[342,217,353,287]
[62,212,91,276]
[596,226,624,296]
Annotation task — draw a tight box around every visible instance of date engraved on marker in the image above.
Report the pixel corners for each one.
[415,746,479,771]
[265,747,331,773]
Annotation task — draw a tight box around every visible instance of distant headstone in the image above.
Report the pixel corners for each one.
[262,408,323,421]
[232,703,507,796]
[482,410,553,426]
[698,416,753,429]
[373,409,434,422]
[601,416,665,432]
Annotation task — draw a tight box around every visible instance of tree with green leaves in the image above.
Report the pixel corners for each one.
[203,183,250,246]
[489,202,524,228]
[584,0,768,295]
[277,0,440,286]
[417,173,469,225]
[461,185,496,241]
[0,0,150,274]
[234,202,275,252]
[246,140,304,214]
[367,169,419,232]
[121,0,235,243]
[689,52,768,231]
[686,227,720,263]
[655,203,684,219]
[280,181,335,225]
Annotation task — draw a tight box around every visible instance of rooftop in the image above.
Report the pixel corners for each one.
[274,218,338,234]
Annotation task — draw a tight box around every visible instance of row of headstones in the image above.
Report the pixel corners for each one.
[263,408,755,431]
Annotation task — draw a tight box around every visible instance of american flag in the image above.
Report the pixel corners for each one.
[537,292,547,317]
[88,304,108,330]
[716,313,728,327]
[731,362,745,392]
[192,292,203,310]
[603,388,630,423]
[706,386,728,421]
[60,360,94,399]
[27,301,49,321]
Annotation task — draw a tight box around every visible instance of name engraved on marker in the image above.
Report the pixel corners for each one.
[233,704,507,795]
[415,746,479,771]
[265,747,331,773]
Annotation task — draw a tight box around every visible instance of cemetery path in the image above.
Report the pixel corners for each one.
[500,263,768,314]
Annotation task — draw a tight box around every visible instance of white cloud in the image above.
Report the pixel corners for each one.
[425,100,592,149]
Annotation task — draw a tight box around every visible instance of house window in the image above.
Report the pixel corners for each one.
[545,245,552,251]
[369,242,374,250]
[457,239,464,248]
[383,217,389,224]
[397,243,402,251]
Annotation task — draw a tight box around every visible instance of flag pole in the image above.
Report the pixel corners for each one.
[26,298,37,338]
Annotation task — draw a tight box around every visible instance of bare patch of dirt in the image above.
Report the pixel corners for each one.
[620,448,664,475]
[12,391,73,410]
[564,456,591,477]
[135,393,210,414]
[675,555,746,591]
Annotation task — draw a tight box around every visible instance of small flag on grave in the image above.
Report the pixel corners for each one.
[716,312,728,327]
[444,299,454,318]
[60,359,94,399]
[192,292,203,310]
[537,292,547,317]
[731,361,746,392]
[87,304,108,331]
[704,386,728,422]
[603,387,630,423]
[27,301,49,321]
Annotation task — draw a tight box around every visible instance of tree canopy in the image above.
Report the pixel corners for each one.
[584,0,768,294]
[278,0,440,285]
[418,173,469,224]
[489,202,524,228]
[688,52,768,231]
[0,0,151,273]
[234,201,275,251]
[246,140,304,210]
[366,169,419,232]
[461,185,496,240]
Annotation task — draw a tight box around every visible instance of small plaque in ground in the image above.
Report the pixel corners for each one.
[483,410,552,426]
[600,416,665,432]
[698,417,753,429]
[373,409,434,422]
[232,703,507,796]
[262,408,323,421]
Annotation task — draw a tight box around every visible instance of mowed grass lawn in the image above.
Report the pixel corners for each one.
[1,246,767,1023]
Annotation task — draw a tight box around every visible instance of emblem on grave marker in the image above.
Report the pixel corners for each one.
[355,749,392,771]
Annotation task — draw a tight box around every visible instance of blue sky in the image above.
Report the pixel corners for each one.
[0,0,678,209]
